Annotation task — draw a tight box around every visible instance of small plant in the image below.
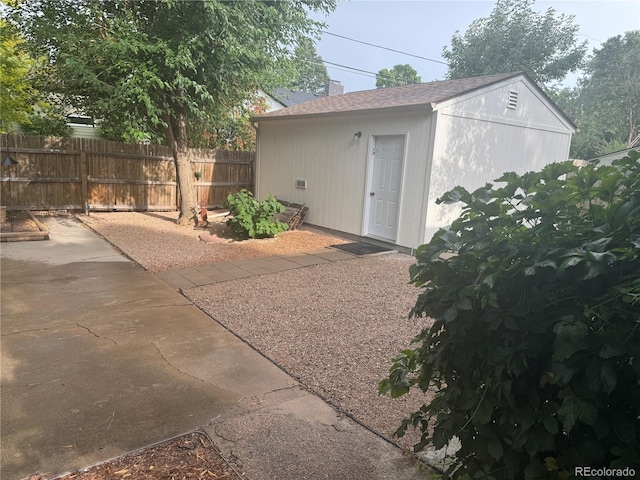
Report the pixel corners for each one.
[380,152,640,479]
[224,189,288,240]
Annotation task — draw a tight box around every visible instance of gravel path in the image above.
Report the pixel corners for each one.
[186,253,432,449]
[78,212,433,450]
[78,211,348,272]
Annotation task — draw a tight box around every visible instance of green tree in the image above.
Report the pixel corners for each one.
[9,0,335,224]
[566,31,640,159]
[0,17,36,132]
[0,15,70,136]
[288,37,329,95]
[443,0,587,87]
[188,94,268,151]
[376,64,421,88]
[20,107,72,137]
[381,154,640,478]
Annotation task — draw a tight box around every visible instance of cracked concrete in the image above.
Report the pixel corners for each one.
[206,392,428,480]
[1,217,430,479]
[151,341,209,384]
[76,323,118,345]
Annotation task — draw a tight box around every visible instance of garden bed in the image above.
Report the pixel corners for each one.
[1,210,50,242]
[34,432,242,480]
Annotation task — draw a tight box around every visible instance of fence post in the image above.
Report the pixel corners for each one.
[81,150,88,214]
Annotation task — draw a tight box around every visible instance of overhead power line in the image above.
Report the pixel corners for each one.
[321,30,449,66]
[310,60,420,87]
[322,60,380,77]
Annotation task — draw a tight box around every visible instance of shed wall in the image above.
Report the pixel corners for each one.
[424,80,573,241]
[255,110,433,247]
[439,78,573,133]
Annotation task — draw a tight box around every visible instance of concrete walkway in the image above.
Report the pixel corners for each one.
[154,249,357,290]
[1,217,429,480]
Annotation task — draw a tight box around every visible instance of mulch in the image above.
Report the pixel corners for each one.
[32,432,243,480]
[1,210,41,233]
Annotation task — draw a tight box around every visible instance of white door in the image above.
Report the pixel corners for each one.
[367,135,404,241]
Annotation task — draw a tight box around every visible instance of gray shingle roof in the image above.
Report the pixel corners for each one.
[254,72,522,120]
[271,88,323,107]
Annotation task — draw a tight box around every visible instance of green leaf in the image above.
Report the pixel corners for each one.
[557,392,597,432]
[588,360,617,393]
[543,416,558,434]
[488,438,504,460]
[437,186,471,205]
[474,396,494,424]
[599,340,625,359]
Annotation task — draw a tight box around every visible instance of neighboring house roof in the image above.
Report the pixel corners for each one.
[588,147,638,165]
[271,88,323,107]
[253,72,576,130]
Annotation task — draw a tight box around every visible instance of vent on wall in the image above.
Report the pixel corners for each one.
[508,90,519,110]
[295,179,307,189]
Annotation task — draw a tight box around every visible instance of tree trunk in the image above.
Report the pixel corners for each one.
[165,109,197,226]
[628,106,636,147]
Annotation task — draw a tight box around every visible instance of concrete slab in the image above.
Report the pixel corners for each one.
[207,393,429,480]
[1,217,430,480]
[1,216,130,265]
[1,218,289,478]
[173,266,217,286]
[153,270,197,290]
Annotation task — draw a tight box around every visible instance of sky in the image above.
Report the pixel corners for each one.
[309,0,640,92]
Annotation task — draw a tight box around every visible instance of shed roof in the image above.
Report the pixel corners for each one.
[254,72,521,120]
[253,72,575,130]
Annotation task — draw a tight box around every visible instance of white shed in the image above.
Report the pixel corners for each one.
[252,72,576,251]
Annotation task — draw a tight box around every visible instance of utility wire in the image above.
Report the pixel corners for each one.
[321,30,449,66]
[322,60,381,77]
[310,59,419,87]
[320,62,378,80]
[322,29,605,62]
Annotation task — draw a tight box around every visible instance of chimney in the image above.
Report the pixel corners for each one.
[325,80,344,96]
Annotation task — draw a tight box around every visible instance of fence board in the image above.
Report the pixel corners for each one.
[1,134,254,211]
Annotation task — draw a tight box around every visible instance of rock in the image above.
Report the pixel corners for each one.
[199,232,228,244]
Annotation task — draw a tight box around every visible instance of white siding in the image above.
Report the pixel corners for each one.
[438,78,573,134]
[424,80,573,242]
[68,124,102,139]
[256,110,432,247]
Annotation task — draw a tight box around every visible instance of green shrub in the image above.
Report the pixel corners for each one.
[380,152,640,479]
[224,189,288,240]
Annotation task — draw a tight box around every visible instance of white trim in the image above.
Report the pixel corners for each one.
[361,135,375,237]
[419,113,439,246]
[361,133,407,243]
[438,109,572,135]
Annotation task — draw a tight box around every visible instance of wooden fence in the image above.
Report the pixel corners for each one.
[0,135,254,211]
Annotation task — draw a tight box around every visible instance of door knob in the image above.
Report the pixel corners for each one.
[370,192,375,196]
